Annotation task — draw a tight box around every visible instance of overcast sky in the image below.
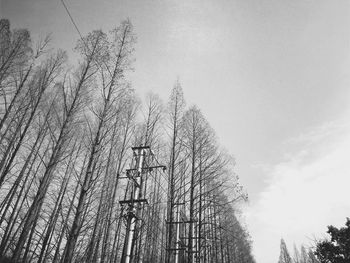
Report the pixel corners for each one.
[2,0,350,262]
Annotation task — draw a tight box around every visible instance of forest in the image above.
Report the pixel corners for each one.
[0,18,255,263]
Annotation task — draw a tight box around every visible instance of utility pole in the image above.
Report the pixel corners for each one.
[166,159,187,263]
[166,202,186,263]
[174,204,181,263]
[120,145,165,263]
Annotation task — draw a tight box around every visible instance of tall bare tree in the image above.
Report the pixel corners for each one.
[62,20,136,263]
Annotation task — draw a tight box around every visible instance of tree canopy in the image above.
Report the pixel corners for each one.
[314,218,350,263]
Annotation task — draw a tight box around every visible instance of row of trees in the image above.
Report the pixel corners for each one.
[0,18,255,263]
[278,217,350,263]
[278,239,319,263]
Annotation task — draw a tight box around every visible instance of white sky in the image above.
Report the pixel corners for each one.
[2,1,350,262]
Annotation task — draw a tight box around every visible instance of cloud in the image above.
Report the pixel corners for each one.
[245,118,350,263]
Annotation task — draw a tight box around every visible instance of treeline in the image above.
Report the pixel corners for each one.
[278,239,319,263]
[279,218,350,263]
[0,18,255,263]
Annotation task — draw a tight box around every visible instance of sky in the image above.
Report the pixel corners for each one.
[2,0,350,262]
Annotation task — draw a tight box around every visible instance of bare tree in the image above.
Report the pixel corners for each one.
[0,19,256,263]
[279,239,293,263]
[11,28,106,261]
[62,20,136,263]
[165,80,186,263]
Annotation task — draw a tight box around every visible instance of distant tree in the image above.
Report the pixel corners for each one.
[314,218,350,263]
[286,243,319,263]
[279,239,292,263]
[307,249,320,263]
[308,249,320,263]
[300,245,308,263]
[293,244,301,263]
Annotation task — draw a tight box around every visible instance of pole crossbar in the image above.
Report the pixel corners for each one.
[119,199,149,205]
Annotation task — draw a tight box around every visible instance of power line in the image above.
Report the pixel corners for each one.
[60,0,84,40]
[60,0,113,77]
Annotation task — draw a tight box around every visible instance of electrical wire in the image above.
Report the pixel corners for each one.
[60,0,113,76]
